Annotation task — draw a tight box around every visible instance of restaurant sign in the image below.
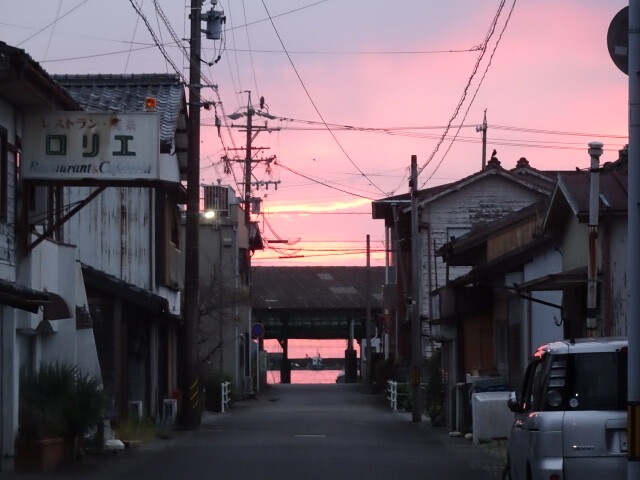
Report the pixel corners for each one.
[22,112,162,182]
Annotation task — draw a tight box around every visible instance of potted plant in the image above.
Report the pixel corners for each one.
[15,362,105,471]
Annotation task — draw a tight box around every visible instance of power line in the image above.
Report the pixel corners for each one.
[227,0,329,32]
[274,161,378,199]
[127,0,188,85]
[260,0,387,196]
[422,0,518,187]
[38,44,160,63]
[42,0,63,62]
[241,0,260,97]
[16,0,92,47]
[223,46,483,55]
[418,0,509,178]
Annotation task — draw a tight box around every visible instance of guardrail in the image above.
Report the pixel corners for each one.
[386,381,426,412]
[387,380,398,410]
[221,381,231,413]
[386,380,412,411]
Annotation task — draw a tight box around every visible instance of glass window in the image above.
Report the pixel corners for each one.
[0,127,7,222]
[543,351,627,411]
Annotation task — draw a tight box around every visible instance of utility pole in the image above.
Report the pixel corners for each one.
[365,234,372,386]
[244,93,254,224]
[410,154,422,422]
[182,0,224,430]
[225,93,277,393]
[476,109,488,169]
[586,141,602,336]
[628,0,640,477]
[182,0,203,429]
[226,93,278,224]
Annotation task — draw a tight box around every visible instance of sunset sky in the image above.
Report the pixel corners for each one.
[2,0,630,266]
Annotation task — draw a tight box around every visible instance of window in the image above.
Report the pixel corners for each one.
[0,127,8,222]
[542,352,628,411]
[446,227,470,242]
[564,352,627,411]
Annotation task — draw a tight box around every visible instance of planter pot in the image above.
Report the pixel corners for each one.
[15,437,71,472]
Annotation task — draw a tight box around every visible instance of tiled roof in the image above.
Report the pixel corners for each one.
[556,165,628,219]
[0,42,79,111]
[52,73,186,151]
[251,266,385,310]
[372,160,563,221]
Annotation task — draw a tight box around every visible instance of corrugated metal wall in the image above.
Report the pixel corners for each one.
[65,185,154,289]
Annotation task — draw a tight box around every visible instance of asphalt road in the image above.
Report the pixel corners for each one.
[2,384,506,480]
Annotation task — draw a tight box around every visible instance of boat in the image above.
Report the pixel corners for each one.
[307,353,323,370]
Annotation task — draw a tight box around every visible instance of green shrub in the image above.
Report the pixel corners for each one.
[19,362,105,443]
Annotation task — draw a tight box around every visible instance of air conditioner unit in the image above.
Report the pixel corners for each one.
[244,376,253,394]
[203,185,230,217]
[162,399,178,425]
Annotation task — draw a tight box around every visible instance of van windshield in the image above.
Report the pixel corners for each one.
[546,351,627,411]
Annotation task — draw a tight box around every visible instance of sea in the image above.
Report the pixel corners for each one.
[263,338,357,385]
[266,369,344,385]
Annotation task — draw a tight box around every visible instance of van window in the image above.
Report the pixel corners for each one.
[520,357,547,412]
[543,351,627,411]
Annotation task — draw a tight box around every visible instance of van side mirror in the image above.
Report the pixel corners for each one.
[507,391,522,413]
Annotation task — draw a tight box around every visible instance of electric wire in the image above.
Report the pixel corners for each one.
[16,0,92,47]
[227,0,329,32]
[241,0,260,97]
[417,0,508,178]
[152,1,169,72]
[224,47,483,55]
[275,161,378,200]
[260,0,387,197]
[422,0,518,187]
[124,1,144,72]
[42,0,63,62]
[127,0,188,85]
[39,44,160,63]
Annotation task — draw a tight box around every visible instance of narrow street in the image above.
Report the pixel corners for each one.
[2,384,505,480]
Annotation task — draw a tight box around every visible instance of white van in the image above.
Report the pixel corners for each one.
[505,338,627,480]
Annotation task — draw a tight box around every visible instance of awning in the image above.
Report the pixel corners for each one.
[0,278,50,313]
[513,266,588,292]
[82,264,178,318]
[43,292,72,320]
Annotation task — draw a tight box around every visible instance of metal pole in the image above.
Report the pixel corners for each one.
[410,154,422,422]
[244,94,253,224]
[365,234,372,386]
[182,0,202,429]
[586,141,602,334]
[629,0,640,475]
[477,109,487,169]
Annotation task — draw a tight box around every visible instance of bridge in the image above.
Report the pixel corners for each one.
[251,266,385,382]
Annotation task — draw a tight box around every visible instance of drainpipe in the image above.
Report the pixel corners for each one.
[586,141,603,334]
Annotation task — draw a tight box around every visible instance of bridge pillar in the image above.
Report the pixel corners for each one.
[278,337,291,384]
[344,348,357,383]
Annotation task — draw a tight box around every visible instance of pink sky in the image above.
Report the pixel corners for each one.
[2,1,629,266]
[263,338,359,359]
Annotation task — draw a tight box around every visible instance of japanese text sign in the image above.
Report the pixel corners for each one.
[22,112,162,182]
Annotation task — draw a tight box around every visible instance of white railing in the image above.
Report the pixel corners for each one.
[221,381,231,413]
[386,381,414,411]
[387,381,398,410]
